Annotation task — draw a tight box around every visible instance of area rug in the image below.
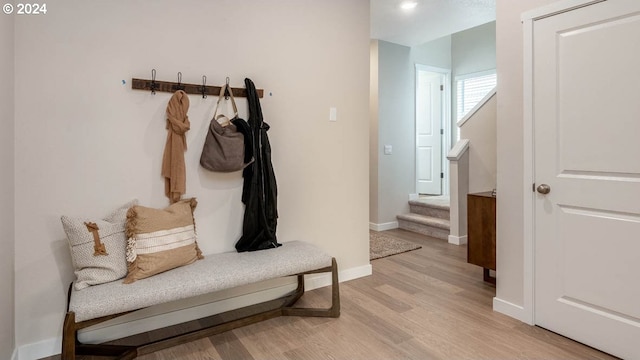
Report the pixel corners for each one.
[370,232,422,260]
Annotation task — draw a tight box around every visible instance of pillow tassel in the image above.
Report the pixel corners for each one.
[125,236,137,263]
[123,260,138,284]
[124,206,139,284]
[188,198,204,259]
[125,207,138,239]
[125,207,138,263]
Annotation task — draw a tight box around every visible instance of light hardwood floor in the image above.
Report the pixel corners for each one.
[44,229,618,360]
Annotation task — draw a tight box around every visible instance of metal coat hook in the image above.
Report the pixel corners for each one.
[150,69,157,95]
[224,77,230,99]
[175,72,185,91]
[201,76,207,99]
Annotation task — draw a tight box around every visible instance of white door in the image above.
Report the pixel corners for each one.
[416,67,443,195]
[533,1,640,359]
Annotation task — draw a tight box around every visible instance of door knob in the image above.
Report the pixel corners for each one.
[537,184,551,194]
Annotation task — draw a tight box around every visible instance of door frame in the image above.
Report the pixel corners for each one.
[521,0,607,325]
[414,64,451,196]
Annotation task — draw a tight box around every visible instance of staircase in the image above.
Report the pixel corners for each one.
[397,196,450,240]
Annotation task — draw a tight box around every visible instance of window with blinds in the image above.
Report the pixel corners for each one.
[456,71,497,122]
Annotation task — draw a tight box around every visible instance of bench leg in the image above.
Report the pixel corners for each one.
[62,312,76,360]
[329,257,341,317]
[282,274,305,308]
[282,258,340,318]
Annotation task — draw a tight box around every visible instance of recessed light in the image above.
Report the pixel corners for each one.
[400,1,418,10]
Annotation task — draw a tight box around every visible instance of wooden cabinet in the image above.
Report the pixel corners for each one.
[467,192,496,284]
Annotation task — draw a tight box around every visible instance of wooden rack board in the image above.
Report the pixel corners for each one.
[131,78,264,98]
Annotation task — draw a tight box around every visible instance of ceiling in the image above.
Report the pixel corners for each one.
[371,0,496,47]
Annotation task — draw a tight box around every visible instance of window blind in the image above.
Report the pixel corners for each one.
[456,72,497,122]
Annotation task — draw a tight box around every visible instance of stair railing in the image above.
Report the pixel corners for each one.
[447,139,470,245]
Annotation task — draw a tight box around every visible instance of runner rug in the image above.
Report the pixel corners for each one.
[370,232,422,260]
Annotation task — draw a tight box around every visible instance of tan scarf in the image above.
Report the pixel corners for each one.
[161,90,190,203]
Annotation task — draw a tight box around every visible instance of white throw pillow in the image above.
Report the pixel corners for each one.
[61,200,137,290]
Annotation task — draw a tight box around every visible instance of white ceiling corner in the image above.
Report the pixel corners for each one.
[371,0,496,47]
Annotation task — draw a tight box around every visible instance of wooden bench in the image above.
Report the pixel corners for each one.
[62,241,340,359]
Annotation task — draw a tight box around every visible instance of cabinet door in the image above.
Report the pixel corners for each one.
[467,194,496,270]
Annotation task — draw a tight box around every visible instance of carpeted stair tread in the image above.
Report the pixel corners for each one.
[396,213,450,230]
[409,199,450,211]
[408,200,450,220]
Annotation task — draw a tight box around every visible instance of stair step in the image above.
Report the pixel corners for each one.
[409,197,450,210]
[397,213,450,241]
[397,213,450,229]
[409,200,450,220]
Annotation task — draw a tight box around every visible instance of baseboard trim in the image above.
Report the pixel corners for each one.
[448,235,467,245]
[493,297,533,325]
[17,337,59,360]
[305,263,372,290]
[369,221,399,231]
[341,263,373,282]
[16,264,373,359]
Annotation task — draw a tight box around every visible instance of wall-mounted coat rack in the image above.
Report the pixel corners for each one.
[131,71,264,98]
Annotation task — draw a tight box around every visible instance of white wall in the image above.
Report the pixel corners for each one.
[371,37,451,226]
[452,22,497,77]
[459,94,497,194]
[411,36,453,69]
[374,40,413,225]
[495,0,557,317]
[451,21,496,142]
[13,0,370,353]
[0,11,16,360]
[370,40,380,224]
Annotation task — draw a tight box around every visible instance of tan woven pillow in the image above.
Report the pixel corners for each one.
[61,200,138,290]
[124,198,203,283]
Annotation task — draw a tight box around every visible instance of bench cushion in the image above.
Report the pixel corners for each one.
[69,241,332,322]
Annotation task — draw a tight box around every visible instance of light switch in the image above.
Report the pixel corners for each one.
[329,107,337,121]
[384,145,392,155]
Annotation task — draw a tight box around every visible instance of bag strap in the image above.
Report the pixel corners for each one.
[213,84,238,127]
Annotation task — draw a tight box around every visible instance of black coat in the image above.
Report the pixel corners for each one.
[235,78,281,252]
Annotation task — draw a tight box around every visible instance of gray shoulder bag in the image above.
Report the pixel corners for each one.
[200,84,246,172]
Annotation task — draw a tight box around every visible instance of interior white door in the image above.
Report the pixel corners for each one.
[533,1,640,359]
[416,69,443,195]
